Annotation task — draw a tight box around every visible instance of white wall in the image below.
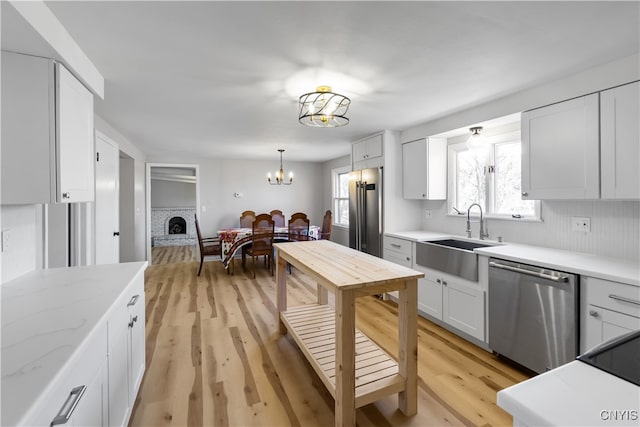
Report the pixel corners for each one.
[0,205,38,283]
[150,180,196,208]
[95,116,147,262]
[146,155,324,239]
[406,54,640,261]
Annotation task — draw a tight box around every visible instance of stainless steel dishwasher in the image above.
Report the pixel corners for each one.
[488,258,578,374]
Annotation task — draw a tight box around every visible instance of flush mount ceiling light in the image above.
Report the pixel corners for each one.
[298,86,350,128]
[267,149,293,185]
[467,126,485,151]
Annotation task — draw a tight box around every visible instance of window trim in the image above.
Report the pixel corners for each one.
[447,131,541,221]
[332,165,351,228]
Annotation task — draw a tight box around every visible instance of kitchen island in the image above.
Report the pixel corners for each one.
[274,240,424,426]
[498,360,640,426]
[1,261,147,427]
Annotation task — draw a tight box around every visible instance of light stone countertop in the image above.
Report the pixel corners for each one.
[497,361,640,426]
[384,230,639,286]
[1,261,148,426]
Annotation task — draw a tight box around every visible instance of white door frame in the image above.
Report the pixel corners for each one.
[145,163,200,263]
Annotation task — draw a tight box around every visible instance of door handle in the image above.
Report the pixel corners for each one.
[609,294,640,306]
[51,385,86,426]
[489,261,569,282]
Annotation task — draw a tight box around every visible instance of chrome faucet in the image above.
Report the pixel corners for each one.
[466,203,489,240]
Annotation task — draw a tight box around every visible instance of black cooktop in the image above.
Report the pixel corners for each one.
[578,330,640,386]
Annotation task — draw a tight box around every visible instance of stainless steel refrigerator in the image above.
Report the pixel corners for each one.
[349,167,383,257]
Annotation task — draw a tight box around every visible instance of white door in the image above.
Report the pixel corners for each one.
[95,134,119,264]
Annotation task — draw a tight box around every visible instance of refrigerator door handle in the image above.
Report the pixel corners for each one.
[361,181,367,249]
[355,181,361,250]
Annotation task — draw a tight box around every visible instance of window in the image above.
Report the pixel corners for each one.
[332,166,351,226]
[449,131,540,219]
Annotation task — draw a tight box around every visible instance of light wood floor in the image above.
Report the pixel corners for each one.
[132,246,530,426]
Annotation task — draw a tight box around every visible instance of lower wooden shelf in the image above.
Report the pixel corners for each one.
[280,304,405,408]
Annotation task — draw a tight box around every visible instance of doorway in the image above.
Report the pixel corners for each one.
[145,163,200,264]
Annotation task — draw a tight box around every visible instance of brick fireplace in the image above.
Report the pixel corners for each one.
[151,207,197,247]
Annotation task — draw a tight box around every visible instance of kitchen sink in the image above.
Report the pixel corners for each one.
[415,238,497,281]
[426,238,494,252]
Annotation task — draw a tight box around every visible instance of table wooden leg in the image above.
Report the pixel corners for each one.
[398,278,418,415]
[317,283,328,305]
[276,254,288,335]
[335,289,356,427]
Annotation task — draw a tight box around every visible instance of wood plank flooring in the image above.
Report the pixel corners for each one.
[133,246,530,426]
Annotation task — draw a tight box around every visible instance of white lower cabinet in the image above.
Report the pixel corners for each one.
[581,276,640,352]
[27,323,108,427]
[383,236,413,299]
[71,358,109,427]
[416,265,485,342]
[109,271,145,427]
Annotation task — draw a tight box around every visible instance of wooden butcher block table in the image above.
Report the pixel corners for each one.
[274,240,424,426]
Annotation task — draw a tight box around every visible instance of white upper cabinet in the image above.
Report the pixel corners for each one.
[601,81,640,200]
[352,133,383,170]
[521,93,600,200]
[1,51,94,204]
[402,138,447,200]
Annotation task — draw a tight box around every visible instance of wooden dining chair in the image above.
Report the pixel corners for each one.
[246,214,275,278]
[288,212,310,241]
[239,210,256,227]
[239,210,256,268]
[270,209,285,227]
[194,214,221,276]
[319,210,333,240]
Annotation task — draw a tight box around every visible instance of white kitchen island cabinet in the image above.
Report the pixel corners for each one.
[0,262,147,427]
[521,93,600,200]
[1,51,95,204]
[275,240,423,427]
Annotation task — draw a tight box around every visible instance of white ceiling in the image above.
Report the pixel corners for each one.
[4,1,639,162]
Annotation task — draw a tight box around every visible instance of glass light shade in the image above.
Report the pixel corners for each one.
[299,86,350,128]
[466,126,485,151]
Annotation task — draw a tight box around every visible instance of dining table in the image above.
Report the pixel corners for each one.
[217,225,320,271]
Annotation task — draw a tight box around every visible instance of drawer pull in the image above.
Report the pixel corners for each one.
[608,294,640,306]
[390,243,401,248]
[51,385,86,426]
[127,294,140,307]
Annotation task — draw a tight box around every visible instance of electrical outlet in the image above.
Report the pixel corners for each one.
[425,209,433,219]
[571,217,591,232]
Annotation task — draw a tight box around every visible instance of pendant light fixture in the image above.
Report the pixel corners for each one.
[466,126,485,151]
[267,149,293,185]
[298,86,350,127]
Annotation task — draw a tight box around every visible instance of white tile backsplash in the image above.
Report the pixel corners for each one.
[422,200,639,261]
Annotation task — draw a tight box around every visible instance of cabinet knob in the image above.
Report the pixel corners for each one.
[422,194,426,198]
[113,231,120,236]
[521,191,528,197]
[589,310,599,318]
[443,281,448,286]
[406,257,410,261]
[62,192,71,199]
[436,279,441,284]
[128,320,134,328]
